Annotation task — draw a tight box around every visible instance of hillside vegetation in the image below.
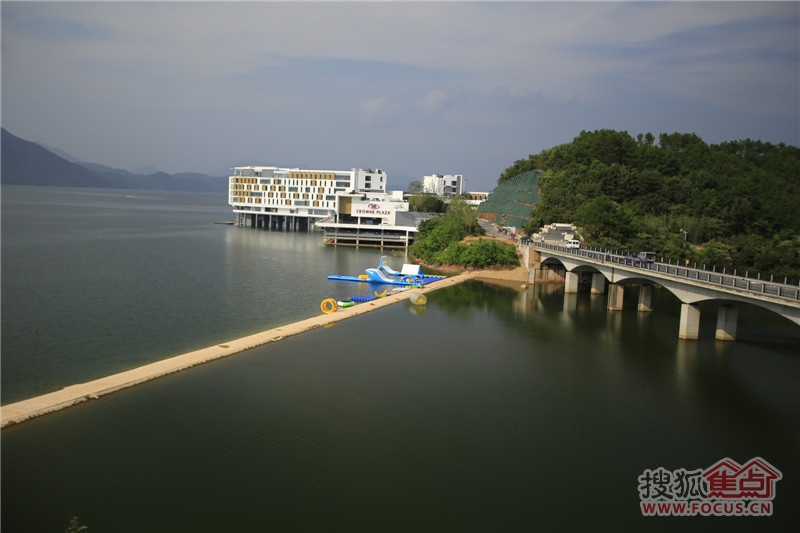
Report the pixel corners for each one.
[502,130,800,282]
[411,199,519,269]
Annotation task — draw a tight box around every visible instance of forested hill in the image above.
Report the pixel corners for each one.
[502,130,800,281]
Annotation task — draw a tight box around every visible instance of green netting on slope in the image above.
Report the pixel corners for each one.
[477,170,542,226]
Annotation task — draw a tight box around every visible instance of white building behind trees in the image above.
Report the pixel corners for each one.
[422,173,465,196]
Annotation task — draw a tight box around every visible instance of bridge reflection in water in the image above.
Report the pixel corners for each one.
[521,241,800,341]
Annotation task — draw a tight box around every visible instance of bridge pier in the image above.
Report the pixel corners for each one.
[528,242,800,338]
[565,272,579,294]
[638,285,654,312]
[715,304,738,341]
[591,273,607,294]
[679,303,701,340]
[607,284,624,311]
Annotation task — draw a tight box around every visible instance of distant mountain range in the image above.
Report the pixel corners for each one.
[1,128,420,193]
[1,128,227,193]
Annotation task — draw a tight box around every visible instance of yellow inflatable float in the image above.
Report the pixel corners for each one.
[320,298,338,314]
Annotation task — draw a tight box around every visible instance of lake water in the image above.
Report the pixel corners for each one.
[1,186,401,404]
[2,186,799,532]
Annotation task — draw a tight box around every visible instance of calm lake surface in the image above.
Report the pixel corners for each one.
[2,186,799,532]
[2,186,399,404]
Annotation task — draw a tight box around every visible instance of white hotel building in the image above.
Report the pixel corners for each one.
[422,173,465,196]
[229,166,432,247]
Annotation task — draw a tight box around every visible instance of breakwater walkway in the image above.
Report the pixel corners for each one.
[1,269,528,428]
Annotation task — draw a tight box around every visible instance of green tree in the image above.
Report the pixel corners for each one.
[408,194,446,213]
[571,129,638,166]
[504,130,800,281]
[696,240,734,269]
[410,213,517,269]
[407,180,423,193]
[447,197,480,235]
[573,195,641,245]
[410,215,468,263]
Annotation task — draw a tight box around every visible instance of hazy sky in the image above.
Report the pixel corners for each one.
[2,1,798,191]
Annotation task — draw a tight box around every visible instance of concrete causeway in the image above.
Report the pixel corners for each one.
[2,270,528,428]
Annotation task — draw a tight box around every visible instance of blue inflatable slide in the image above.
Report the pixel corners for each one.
[328,256,446,286]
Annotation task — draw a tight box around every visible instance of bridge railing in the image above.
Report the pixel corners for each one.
[527,240,800,301]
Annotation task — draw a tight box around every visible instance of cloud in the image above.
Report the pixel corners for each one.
[1,1,797,189]
[414,88,471,117]
[360,97,388,124]
[490,85,578,110]
[415,90,450,113]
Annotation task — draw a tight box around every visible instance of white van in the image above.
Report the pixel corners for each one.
[566,239,581,249]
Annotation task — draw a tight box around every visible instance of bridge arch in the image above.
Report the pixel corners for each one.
[531,246,800,338]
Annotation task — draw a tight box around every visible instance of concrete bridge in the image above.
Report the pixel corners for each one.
[520,241,800,340]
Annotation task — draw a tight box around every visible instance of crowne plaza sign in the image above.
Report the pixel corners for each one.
[352,201,394,216]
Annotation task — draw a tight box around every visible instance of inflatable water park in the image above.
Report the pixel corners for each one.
[320,256,443,314]
[328,256,446,286]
